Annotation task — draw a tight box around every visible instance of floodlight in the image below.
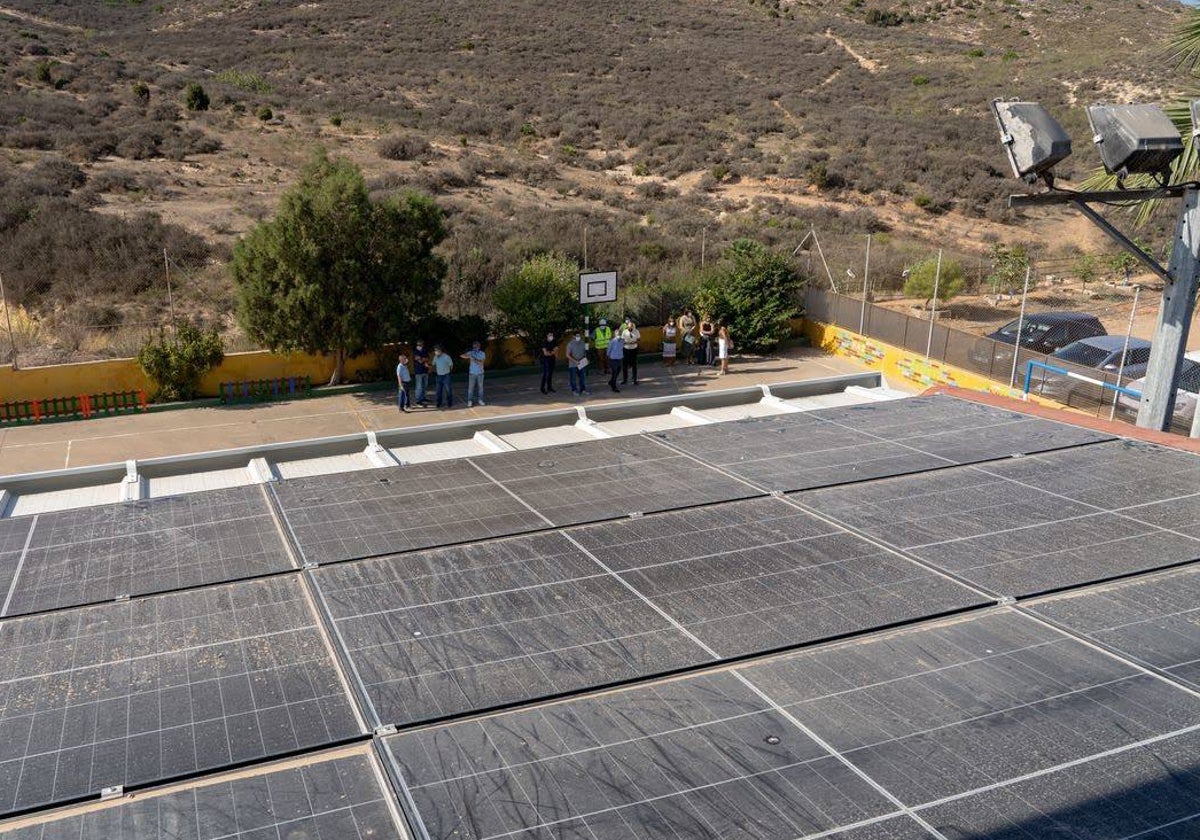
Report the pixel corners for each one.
[1086,104,1182,182]
[991,100,1072,186]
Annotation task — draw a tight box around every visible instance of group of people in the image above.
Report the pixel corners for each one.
[394,314,731,411]
[394,339,486,412]
[659,308,730,372]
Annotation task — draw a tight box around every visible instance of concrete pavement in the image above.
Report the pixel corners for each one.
[0,349,881,475]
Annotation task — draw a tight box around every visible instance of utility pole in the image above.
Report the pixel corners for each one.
[0,272,17,370]
[164,248,177,337]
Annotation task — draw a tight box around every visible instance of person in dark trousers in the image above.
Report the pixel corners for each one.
[432,344,454,408]
[540,332,558,394]
[412,340,431,406]
[395,353,411,412]
[619,319,640,385]
[607,332,624,392]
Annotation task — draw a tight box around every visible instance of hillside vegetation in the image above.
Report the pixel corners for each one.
[0,0,1185,364]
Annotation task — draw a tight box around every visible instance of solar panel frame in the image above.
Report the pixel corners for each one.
[310,531,715,728]
[0,486,294,618]
[471,436,763,527]
[1,750,405,840]
[1029,565,1200,689]
[568,497,992,659]
[272,460,549,564]
[0,576,364,817]
[384,671,906,840]
[651,395,1113,493]
[735,609,1200,809]
[798,442,1200,598]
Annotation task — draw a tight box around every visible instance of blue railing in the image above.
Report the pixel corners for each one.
[1023,360,1143,401]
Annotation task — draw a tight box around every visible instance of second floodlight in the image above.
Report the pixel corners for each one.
[991,100,1072,186]
[1087,104,1183,182]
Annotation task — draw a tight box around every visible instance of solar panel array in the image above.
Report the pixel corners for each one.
[2,394,1199,840]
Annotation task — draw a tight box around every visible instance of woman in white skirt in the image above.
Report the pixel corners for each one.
[661,317,678,367]
[717,325,731,375]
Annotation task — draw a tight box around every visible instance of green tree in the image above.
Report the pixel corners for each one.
[693,239,801,353]
[985,243,1029,294]
[232,151,446,384]
[903,257,965,309]
[1074,253,1098,287]
[137,323,225,401]
[183,82,209,111]
[492,254,583,357]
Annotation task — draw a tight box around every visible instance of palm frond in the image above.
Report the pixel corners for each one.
[1169,11,1200,72]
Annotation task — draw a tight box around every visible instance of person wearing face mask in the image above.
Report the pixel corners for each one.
[619,319,640,386]
[540,332,558,394]
[566,330,590,396]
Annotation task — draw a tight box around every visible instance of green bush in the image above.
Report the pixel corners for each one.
[492,254,583,357]
[137,322,225,401]
[903,257,965,307]
[184,82,210,111]
[693,239,801,353]
[256,105,273,121]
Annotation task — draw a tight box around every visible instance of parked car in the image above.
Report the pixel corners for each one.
[971,311,1107,373]
[1116,351,1200,428]
[1031,335,1153,401]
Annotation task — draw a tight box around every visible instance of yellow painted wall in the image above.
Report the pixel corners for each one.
[0,324,678,404]
[803,320,1065,406]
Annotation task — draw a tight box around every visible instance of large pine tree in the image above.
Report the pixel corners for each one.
[232,151,446,384]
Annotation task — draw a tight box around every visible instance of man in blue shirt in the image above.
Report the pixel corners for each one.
[432,344,454,408]
[606,333,624,393]
[460,341,487,407]
[412,340,431,407]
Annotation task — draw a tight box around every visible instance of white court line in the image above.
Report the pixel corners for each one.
[1,514,37,617]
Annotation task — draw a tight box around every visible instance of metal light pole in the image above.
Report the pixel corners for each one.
[0,271,17,369]
[925,249,942,361]
[1110,284,1141,421]
[858,234,872,334]
[1009,265,1032,388]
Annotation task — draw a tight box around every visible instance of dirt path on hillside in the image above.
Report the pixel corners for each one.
[0,5,86,32]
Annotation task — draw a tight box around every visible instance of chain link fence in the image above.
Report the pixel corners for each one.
[806,287,1195,436]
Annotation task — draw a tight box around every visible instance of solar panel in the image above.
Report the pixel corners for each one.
[800,442,1200,597]
[652,395,1112,493]
[0,576,362,817]
[0,486,293,617]
[568,497,990,658]
[736,610,1200,808]
[311,531,713,727]
[0,518,34,617]
[917,729,1200,838]
[383,671,905,840]
[472,436,760,526]
[1030,565,1200,688]
[272,460,548,564]
[3,750,404,840]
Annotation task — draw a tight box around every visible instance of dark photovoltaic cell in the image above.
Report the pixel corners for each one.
[0,486,293,617]
[385,671,902,840]
[0,576,362,817]
[807,394,1113,463]
[0,518,34,617]
[652,395,1111,493]
[1030,565,1200,688]
[3,751,403,840]
[568,498,990,658]
[800,443,1200,597]
[918,730,1200,839]
[273,460,547,564]
[736,610,1200,809]
[651,411,950,493]
[312,531,712,727]
[473,436,760,526]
